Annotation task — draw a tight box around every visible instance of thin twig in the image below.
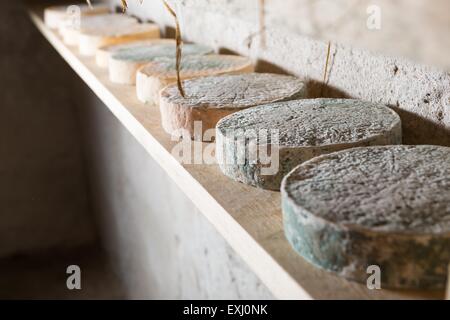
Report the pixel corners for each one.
[321,41,331,96]
[244,0,266,49]
[323,41,331,84]
[121,0,128,13]
[163,0,185,97]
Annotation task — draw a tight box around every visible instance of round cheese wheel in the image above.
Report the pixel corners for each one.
[216,98,402,190]
[159,73,306,141]
[136,55,254,105]
[79,22,160,56]
[59,14,138,46]
[96,39,175,68]
[109,43,213,85]
[282,145,450,289]
[44,4,109,29]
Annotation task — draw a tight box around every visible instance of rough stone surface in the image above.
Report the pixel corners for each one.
[216,98,402,190]
[79,22,160,56]
[160,0,450,70]
[96,39,175,68]
[117,0,450,148]
[109,42,213,84]
[159,73,306,140]
[136,54,254,104]
[44,4,109,29]
[282,145,450,289]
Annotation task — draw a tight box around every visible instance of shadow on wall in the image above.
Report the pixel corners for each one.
[218,47,243,57]
[164,26,177,39]
[254,58,350,98]
[391,107,450,147]
[254,57,450,148]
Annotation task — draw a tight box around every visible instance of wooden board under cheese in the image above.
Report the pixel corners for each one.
[44,4,109,29]
[159,73,306,141]
[136,55,254,105]
[109,43,213,85]
[281,145,450,289]
[216,98,402,191]
[96,39,175,68]
[79,22,160,56]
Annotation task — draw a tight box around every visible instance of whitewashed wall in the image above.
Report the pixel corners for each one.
[106,0,450,147]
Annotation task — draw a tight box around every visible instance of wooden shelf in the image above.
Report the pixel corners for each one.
[28,5,444,300]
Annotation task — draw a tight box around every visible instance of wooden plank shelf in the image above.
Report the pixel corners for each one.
[28,5,445,300]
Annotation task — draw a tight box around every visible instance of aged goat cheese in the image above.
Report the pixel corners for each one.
[159,73,306,141]
[216,98,402,190]
[282,145,450,289]
[136,55,254,105]
[96,39,175,68]
[109,43,213,85]
[44,4,109,29]
[78,22,160,56]
[59,14,138,46]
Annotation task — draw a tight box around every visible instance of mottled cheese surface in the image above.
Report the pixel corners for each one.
[138,55,253,79]
[112,43,212,62]
[284,145,450,233]
[217,99,401,147]
[161,73,306,109]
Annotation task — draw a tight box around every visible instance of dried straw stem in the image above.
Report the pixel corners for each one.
[163,1,185,97]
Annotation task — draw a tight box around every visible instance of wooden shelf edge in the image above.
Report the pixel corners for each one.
[28,10,313,300]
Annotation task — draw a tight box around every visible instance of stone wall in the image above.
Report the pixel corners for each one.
[108,0,450,147]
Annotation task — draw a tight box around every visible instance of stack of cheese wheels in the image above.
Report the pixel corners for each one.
[136,55,254,105]
[282,145,450,289]
[44,4,109,29]
[79,22,160,56]
[59,14,138,46]
[96,39,176,68]
[216,98,402,191]
[159,73,306,141]
[109,43,213,85]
